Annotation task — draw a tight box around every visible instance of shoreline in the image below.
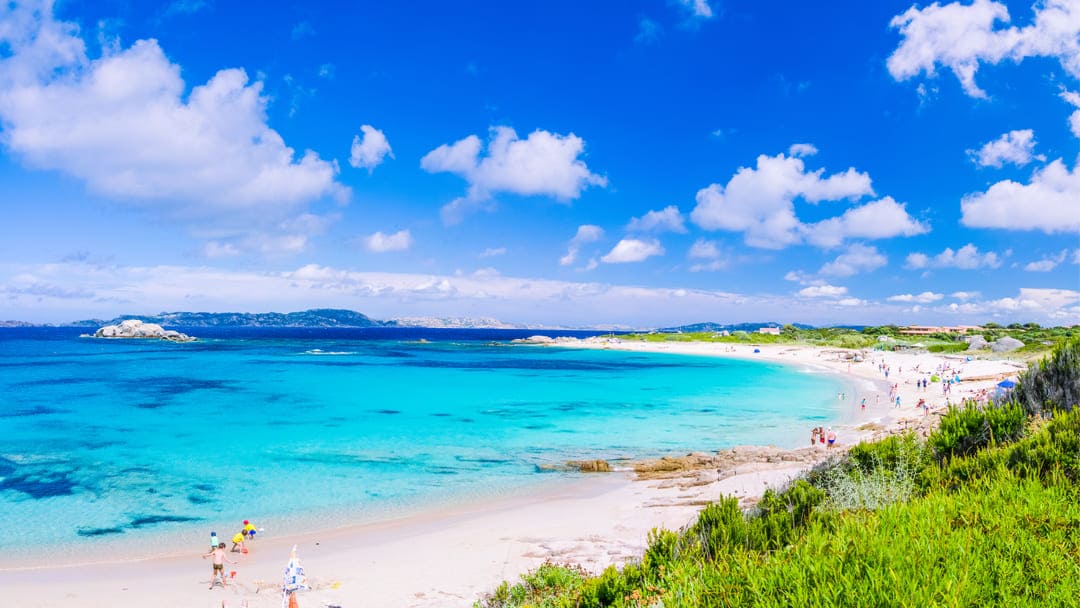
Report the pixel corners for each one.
[1,341,1023,607]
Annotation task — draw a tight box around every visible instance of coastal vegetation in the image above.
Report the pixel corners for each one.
[614,323,1077,358]
[479,337,1080,607]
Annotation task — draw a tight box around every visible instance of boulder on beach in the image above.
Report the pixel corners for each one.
[93,319,196,342]
[990,337,1024,352]
[965,335,989,350]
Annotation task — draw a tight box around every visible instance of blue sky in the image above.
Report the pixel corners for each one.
[0,0,1078,327]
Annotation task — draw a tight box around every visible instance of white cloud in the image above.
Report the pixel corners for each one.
[677,0,715,20]
[951,291,981,300]
[690,148,925,250]
[888,291,945,304]
[804,196,929,248]
[688,238,721,259]
[600,239,664,264]
[479,247,507,258]
[560,225,605,266]
[421,126,607,224]
[0,3,347,230]
[888,0,1080,98]
[837,297,868,307]
[1063,90,1080,137]
[968,129,1043,167]
[905,244,1002,269]
[349,125,393,173]
[788,143,818,157]
[798,284,848,298]
[819,244,888,277]
[1074,249,1080,264]
[961,158,1080,233]
[363,230,413,253]
[627,205,687,233]
[986,288,1080,314]
[689,260,727,272]
[1024,249,1068,271]
[203,241,241,259]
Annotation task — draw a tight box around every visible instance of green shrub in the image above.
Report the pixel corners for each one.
[815,434,930,511]
[1013,336,1080,416]
[929,400,1026,459]
[927,342,968,353]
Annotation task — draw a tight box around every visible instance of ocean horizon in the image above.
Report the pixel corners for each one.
[0,327,862,565]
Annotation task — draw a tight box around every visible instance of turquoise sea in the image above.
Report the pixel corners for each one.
[0,328,859,564]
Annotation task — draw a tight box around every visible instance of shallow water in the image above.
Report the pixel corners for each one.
[0,328,858,563]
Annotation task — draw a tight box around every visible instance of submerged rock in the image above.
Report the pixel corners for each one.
[568,459,612,473]
[93,319,196,342]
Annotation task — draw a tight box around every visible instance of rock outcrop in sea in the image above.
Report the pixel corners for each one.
[91,319,196,342]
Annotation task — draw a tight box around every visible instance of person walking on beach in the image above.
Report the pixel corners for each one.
[826,427,837,447]
[811,427,819,446]
[860,397,866,410]
[203,542,237,589]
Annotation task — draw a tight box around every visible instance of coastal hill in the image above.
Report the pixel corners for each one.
[70,309,386,328]
[47,309,631,330]
[658,321,816,333]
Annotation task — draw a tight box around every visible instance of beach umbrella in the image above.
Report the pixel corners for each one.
[282,544,309,608]
[997,379,1017,388]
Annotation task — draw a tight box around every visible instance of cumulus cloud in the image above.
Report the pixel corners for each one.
[961,158,1080,233]
[627,205,687,233]
[349,125,393,172]
[788,143,818,157]
[804,197,928,248]
[559,225,604,266]
[600,239,664,264]
[1063,90,1080,137]
[363,229,413,253]
[421,126,607,224]
[688,238,721,259]
[905,244,1002,269]
[888,291,945,304]
[888,0,1080,98]
[798,284,848,298]
[819,244,888,277]
[1024,249,1069,271]
[690,149,878,248]
[0,2,347,231]
[689,148,926,249]
[985,288,1080,316]
[968,129,1043,167]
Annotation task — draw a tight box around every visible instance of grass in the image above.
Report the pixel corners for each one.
[478,338,1080,607]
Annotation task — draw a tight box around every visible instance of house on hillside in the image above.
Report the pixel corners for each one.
[758,327,781,336]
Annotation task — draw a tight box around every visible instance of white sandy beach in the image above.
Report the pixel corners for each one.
[1,342,1025,608]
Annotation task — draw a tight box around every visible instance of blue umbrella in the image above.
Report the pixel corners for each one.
[997,379,1017,388]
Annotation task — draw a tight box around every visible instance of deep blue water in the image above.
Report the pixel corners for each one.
[0,327,856,562]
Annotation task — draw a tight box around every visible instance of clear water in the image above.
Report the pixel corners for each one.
[0,327,854,563]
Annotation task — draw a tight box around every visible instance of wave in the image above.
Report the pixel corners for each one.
[301,349,357,356]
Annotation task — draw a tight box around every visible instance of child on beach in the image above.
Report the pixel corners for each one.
[231,531,246,553]
[203,542,237,589]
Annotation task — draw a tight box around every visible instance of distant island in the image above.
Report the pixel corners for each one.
[8,309,633,330]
